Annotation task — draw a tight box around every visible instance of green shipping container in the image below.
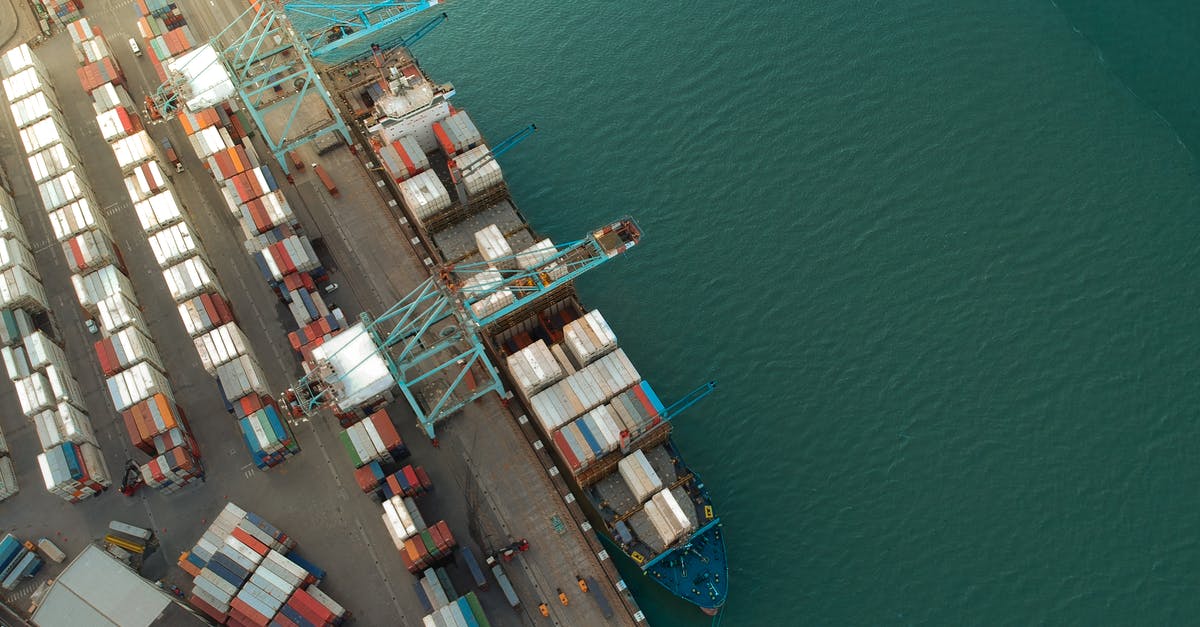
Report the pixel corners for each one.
[465,592,491,627]
[338,430,361,467]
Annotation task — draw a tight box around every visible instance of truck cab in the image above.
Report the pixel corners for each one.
[160,137,184,173]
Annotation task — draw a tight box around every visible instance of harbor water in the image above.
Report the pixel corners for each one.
[417,1,1200,624]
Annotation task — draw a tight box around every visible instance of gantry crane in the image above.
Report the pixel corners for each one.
[294,219,643,438]
[151,0,441,172]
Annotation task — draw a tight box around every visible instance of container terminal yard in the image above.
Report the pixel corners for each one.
[0,0,723,624]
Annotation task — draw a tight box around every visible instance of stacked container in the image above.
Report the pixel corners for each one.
[179,503,350,626]
[0,49,116,501]
[233,394,299,470]
[397,521,457,574]
[338,409,409,468]
[133,1,193,84]
[528,348,641,432]
[449,144,506,200]
[0,405,13,501]
[9,40,199,495]
[421,592,491,627]
[398,169,451,225]
[374,135,428,183]
[431,110,482,157]
[152,44,345,394]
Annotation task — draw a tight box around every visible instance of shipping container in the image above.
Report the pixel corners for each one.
[18,117,70,154]
[124,160,168,201]
[110,130,155,170]
[27,143,76,184]
[95,326,162,375]
[0,266,48,313]
[399,169,451,222]
[0,238,37,275]
[0,458,15,501]
[96,293,148,337]
[38,170,87,210]
[71,264,133,313]
[3,66,47,103]
[47,197,103,242]
[0,44,42,79]
[177,291,235,337]
[76,56,123,93]
[162,256,217,301]
[216,355,269,400]
[505,339,563,396]
[63,229,121,274]
[432,110,482,157]
[91,82,135,115]
[449,144,504,198]
[9,91,57,128]
[105,361,172,411]
[0,191,27,242]
[528,348,640,433]
[134,190,182,233]
[377,135,429,182]
[147,222,202,267]
[193,322,249,374]
[96,105,140,142]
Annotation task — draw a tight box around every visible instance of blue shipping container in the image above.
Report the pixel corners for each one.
[284,551,325,582]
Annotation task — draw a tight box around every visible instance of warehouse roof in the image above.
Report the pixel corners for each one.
[30,544,205,627]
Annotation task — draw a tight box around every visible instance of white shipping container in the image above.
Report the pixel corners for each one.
[193,323,248,374]
[0,191,25,242]
[15,371,54,415]
[162,256,216,301]
[96,107,134,142]
[47,198,102,242]
[24,330,65,370]
[515,238,557,271]
[563,310,618,365]
[177,298,215,338]
[0,44,39,79]
[3,66,45,103]
[0,266,48,312]
[147,222,201,267]
[215,355,268,400]
[0,238,36,275]
[19,117,69,154]
[194,126,226,158]
[34,403,97,449]
[91,83,134,115]
[110,326,162,372]
[78,442,112,485]
[43,363,85,408]
[105,362,172,411]
[506,339,564,395]
[0,308,35,347]
[452,144,505,197]
[398,169,451,221]
[111,131,155,170]
[134,190,183,233]
[474,224,512,265]
[124,161,167,202]
[641,498,677,547]
[71,265,133,311]
[0,456,16,501]
[10,91,56,128]
[618,449,663,503]
[1,345,30,380]
[77,37,111,64]
[96,293,148,337]
[28,143,77,184]
[38,170,87,210]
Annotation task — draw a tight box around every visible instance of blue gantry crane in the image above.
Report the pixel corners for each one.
[295,219,643,438]
[152,0,441,172]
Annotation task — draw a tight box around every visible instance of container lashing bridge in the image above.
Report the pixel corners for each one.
[150,0,445,173]
[293,219,643,438]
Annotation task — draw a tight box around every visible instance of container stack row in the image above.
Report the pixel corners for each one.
[13,31,206,496]
[0,47,113,501]
[0,417,11,501]
[140,0,346,394]
[500,303,672,479]
[382,109,510,232]
[337,408,409,469]
[87,17,299,471]
[179,502,350,626]
[0,533,43,593]
[45,0,83,26]
[132,0,193,85]
[421,591,492,627]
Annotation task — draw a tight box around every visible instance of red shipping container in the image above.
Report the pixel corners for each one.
[402,466,419,491]
[368,410,402,451]
[230,526,268,556]
[289,588,334,624]
[428,524,445,554]
[353,465,378,492]
[188,594,227,623]
[554,430,580,470]
[230,598,269,627]
[285,595,323,626]
[432,121,455,157]
[386,473,403,496]
[416,466,433,490]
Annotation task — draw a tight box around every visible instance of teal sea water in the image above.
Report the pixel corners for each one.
[414,2,1200,624]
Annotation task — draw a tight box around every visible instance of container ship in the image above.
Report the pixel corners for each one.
[337,45,729,615]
